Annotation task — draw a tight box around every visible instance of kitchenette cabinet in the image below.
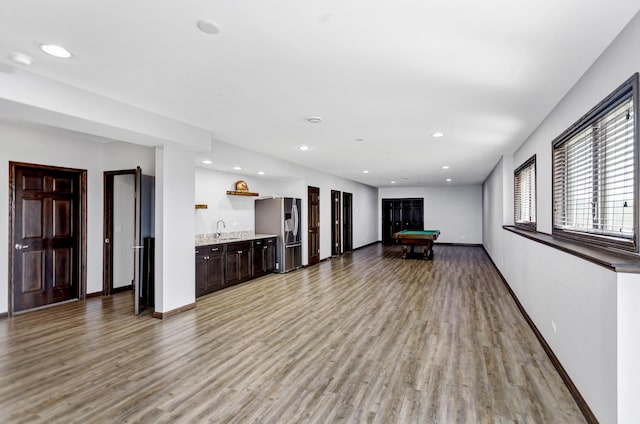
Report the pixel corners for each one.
[226,241,252,286]
[195,236,277,298]
[195,244,226,297]
[252,237,275,277]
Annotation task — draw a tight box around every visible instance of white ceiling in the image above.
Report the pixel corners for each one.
[1,1,639,187]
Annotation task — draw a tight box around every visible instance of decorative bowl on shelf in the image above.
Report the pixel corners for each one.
[226,180,258,196]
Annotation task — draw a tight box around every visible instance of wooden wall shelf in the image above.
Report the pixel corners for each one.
[195,204,208,209]
[226,191,259,197]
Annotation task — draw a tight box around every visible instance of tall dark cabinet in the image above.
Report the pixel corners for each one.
[382,198,424,244]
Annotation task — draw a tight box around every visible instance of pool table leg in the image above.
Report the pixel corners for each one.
[423,241,434,260]
[401,245,408,259]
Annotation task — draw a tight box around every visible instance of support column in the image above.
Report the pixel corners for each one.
[154,145,196,317]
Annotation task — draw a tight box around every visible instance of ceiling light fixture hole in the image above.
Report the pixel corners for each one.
[197,19,221,34]
[40,44,72,58]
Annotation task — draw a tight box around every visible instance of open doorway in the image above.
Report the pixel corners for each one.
[105,172,136,293]
[103,168,155,314]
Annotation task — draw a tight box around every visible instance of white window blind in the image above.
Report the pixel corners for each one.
[514,156,536,228]
[552,75,637,250]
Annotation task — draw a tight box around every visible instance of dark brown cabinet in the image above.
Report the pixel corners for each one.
[252,237,276,277]
[226,241,252,286]
[196,237,278,298]
[381,198,424,243]
[195,245,226,297]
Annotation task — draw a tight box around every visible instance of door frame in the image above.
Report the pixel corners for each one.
[343,192,353,252]
[102,169,136,296]
[331,190,341,256]
[8,161,87,316]
[307,186,320,266]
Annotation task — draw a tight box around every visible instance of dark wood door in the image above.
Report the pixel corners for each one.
[12,164,82,312]
[392,201,403,234]
[331,190,341,256]
[410,199,424,230]
[308,186,320,266]
[343,192,353,252]
[382,198,425,243]
[382,199,394,244]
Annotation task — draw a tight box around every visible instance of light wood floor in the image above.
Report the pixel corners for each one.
[0,244,586,423]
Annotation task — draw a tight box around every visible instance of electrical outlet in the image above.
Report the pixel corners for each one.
[551,320,557,333]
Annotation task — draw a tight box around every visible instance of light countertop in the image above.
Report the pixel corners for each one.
[196,232,277,247]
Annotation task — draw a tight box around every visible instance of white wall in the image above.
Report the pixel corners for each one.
[103,141,156,175]
[379,185,483,244]
[195,169,298,235]
[482,12,640,423]
[304,172,378,261]
[617,272,640,424]
[0,120,155,313]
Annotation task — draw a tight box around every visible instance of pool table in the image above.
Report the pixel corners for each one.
[392,230,441,260]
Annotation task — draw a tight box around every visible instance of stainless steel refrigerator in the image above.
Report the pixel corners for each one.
[255,197,302,273]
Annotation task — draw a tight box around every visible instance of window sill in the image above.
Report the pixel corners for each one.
[502,225,640,274]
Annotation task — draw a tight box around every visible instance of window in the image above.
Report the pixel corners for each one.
[514,155,536,229]
[552,73,638,252]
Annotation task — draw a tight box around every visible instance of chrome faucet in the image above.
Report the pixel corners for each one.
[215,219,226,238]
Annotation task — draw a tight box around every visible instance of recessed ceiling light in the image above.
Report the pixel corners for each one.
[233,166,242,170]
[258,171,265,175]
[307,116,322,124]
[446,178,452,182]
[363,170,369,174]
[390,181,396,184]
[432,132,444,138]
[442,165,450,169]
[201,159,212,164]
[403,176,409,180]
[40,44,72,58]
[10,52,33,66]
[197,19,221,34]
[299,145,309,151]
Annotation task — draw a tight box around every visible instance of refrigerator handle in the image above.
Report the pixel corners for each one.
[292,202,299,239]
